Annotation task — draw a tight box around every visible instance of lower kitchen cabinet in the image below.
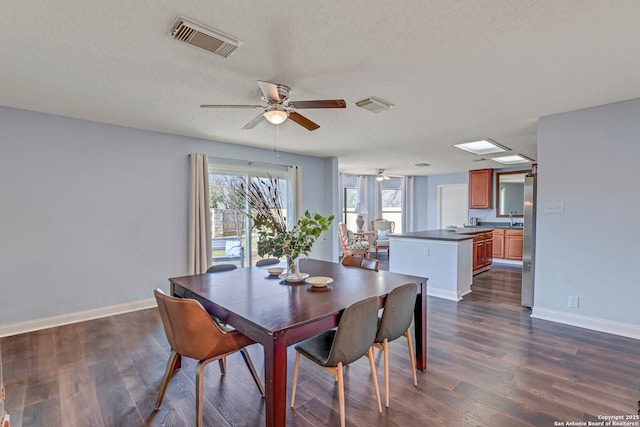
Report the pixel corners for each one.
[492,228,523,261]
[472,231,493,274]
[505,229,524,260]
[492,229,505,258]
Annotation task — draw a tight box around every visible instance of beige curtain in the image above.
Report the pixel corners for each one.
[287,165,302,230]
[188,154,211,275]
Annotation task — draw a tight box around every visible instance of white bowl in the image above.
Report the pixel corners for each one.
[266,267,284,276]
[305,276,334,288]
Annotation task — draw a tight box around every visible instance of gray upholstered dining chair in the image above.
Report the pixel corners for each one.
[372,282,418,407]
[153,289,264,427]
[290,296,382,427]
[341,255,379,272]
[206,263,238,273]
[255,258,280,266]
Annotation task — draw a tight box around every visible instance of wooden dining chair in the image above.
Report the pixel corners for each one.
[206,263,238,273]
[338,222,371,258]
[372,282,418,407]
[290,296,382,427]
[255,258,280,266]
[341,255,379,272]
[153,289,264,427]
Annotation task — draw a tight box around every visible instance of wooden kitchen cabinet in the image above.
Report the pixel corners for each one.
[492,229,505,258]
[473,231,493,274]
[469,168,493,209]
[505,229,524,260]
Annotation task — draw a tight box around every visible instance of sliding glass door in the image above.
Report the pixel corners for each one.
[208,163,290,267]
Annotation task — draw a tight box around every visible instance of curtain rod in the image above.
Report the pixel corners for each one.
[190,153,294,169]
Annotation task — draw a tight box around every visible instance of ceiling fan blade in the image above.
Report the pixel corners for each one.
[289,99,346,109]
[288,112,320,131]
[257,80,280,102]
[200,104,262,109]
[242,113,266,130]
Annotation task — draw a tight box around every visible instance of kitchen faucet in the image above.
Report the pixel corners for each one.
[509,211,515,226]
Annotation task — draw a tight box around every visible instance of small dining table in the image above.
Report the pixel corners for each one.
[169,258,428,427]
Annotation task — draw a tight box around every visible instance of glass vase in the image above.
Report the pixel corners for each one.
[285,256,301,280]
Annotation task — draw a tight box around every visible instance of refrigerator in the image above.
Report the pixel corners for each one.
[521,173,536,308]
[0,340,7,427]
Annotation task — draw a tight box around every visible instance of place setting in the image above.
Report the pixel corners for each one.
[304,276,334,291]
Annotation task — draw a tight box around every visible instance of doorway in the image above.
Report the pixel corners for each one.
[437,183,468,228]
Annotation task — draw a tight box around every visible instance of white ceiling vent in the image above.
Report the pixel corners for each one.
[169,17,242,58]
[354,97,394,113]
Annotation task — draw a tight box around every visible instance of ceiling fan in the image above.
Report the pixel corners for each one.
[375,169,391,181]
[200,80,346,131]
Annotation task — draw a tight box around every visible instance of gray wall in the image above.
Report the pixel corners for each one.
[534,98,640,328]
[0,107,337,326]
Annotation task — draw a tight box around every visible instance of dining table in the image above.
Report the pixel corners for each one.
[169,258,428,427]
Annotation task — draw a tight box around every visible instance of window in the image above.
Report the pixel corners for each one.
[342,187,358,231]
[208,161,291,266]
[381,186,402,232]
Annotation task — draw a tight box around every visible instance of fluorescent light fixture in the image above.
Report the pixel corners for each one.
[490,154,533,165]
[263,107,288,124]
[454,139,509,155]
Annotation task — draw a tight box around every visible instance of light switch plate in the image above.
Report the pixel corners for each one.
[545,202,565,213]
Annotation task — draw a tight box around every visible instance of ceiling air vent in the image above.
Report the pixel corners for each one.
[354,97,394,113]
[169,17,242,58]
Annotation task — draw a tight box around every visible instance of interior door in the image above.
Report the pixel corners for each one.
[438,184,468,229]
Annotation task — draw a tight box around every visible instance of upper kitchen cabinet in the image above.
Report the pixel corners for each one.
[469,168,493,209]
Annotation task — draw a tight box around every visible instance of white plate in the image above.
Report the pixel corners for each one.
[278,273,310,283]
[305,276,334,287]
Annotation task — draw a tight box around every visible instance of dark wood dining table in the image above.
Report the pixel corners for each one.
[169,258,428,427]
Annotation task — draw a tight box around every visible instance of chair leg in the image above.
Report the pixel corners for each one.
[239,348,265,397]
[154,349,180,410]
[337,362,345,427]
[383,338,390,407]
[367,347,382,413]
[195,360,206,427]
[290,351,301,407]
[218,356,226,375]
[404,329,418,386]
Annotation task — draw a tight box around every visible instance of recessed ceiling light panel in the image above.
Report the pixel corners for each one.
[454,139,509,155]
[490,154,534,165]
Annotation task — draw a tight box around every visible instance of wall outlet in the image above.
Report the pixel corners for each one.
[569,296,579,308]
[423,248,429,256]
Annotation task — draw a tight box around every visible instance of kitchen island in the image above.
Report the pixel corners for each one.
[389,227,494,301]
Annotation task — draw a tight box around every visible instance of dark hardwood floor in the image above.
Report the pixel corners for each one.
[3,261,640,426]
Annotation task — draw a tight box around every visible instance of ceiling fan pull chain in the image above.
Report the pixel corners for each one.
[274,124,280,157]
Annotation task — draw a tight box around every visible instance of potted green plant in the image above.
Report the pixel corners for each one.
[236,178,334,280]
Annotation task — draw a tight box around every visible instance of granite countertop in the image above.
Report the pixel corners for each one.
[390,227,494,241]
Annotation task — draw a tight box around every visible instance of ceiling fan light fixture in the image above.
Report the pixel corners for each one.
[376,175,385,182]
[263,107,288,125]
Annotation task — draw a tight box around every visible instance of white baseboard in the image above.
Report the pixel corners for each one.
[427,286,460,301]
[0,298,157,338]
[531,307,640,340]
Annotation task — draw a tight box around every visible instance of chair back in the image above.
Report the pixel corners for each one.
[341,255,379,271]
[375,283,417,343]
[326,296,380,366]
[154,289,226,360]
[360,258,379,272]
[207,264,238,273]
[372,219,395,234]
[337,223,350,248]
[341,255,362,268]
[255,258,280,266]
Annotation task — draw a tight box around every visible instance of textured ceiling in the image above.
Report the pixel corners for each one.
[2,1,640,176]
